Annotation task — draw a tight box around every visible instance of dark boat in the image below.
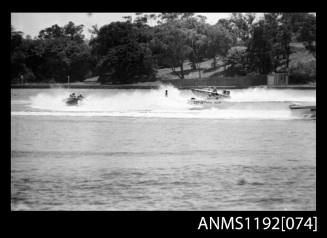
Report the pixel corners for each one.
[289,104,316,111]
[65,94,84,106]
[289,103,316,119]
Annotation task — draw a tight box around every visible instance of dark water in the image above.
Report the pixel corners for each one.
[11,88,316,210]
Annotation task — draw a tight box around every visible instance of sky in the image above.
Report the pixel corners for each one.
[11,13,239,39]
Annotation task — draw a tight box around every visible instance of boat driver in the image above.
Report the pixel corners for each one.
[210,87,218,97]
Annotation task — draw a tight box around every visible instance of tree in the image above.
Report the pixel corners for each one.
[216,18,237,45]
[204,24,233,69]
[90,21,156,84]
[261,13,280,71]
[151,21,192,79]
[63,21,85,43]
[38,22,85,43]
[223,46,248,76]
[181,17,207,73]
[11,22,93,83]
[36,22,92,82]
[230,13,256,45]
[157,12,194,24]
[185,28,207,78]
[20,39,45,81]
[264,13,293,72]
[246,13,294,74]
[122,16,132,23]
[11,26,24,51]
[277,15,292,71]
[246,20,273,74]
[11,26,26,80]
[296,14,316,57]
[38,24,64,40]
[89,24,99,35]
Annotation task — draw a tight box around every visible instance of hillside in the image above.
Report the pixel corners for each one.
[289,42,316,67]
[157,42,316,81]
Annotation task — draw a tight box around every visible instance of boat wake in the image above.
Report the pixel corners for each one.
[11,85,316,120]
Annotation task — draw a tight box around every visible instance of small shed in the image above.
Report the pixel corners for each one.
[267,73,289,86]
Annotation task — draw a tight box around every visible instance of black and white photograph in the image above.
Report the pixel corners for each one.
[11,12,316,212]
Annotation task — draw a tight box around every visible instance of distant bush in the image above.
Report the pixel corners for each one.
[289,60,316,84]
[223,46,248,76]
[22,68,36,82]
[47,78,57,83]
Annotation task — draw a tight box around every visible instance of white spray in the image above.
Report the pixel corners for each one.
[14,85,315,120]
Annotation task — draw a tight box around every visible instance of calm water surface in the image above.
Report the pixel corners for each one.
[11,88,316,210]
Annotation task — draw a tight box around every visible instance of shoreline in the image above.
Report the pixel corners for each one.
[11,83,316,90]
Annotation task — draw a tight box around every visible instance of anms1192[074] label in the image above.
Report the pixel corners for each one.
[197,216,317,231]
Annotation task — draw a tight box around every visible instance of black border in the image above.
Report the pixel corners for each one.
[7,8,322,235]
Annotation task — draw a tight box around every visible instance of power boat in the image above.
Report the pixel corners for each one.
[65,94,84,106]
[191,87,231,99]
[188,87,231,108]
[289,103,316,119]
[289,104,316,111]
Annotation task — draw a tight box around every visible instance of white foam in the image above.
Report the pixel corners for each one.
[29,85,192,112]
[227,87,316,102]
[14,85,315,120]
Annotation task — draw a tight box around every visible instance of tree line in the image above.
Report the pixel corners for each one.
[11,13,316,84]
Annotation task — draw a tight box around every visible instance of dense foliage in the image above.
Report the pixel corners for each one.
[11,13,316,84]
[90,21,156,84]
[11,22,93,83]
